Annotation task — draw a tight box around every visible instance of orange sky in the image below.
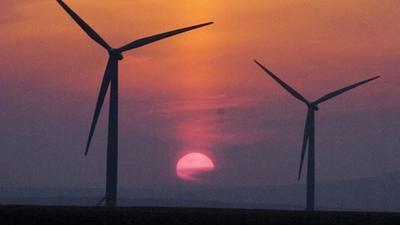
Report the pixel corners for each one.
[2,0,399,97]
[0,0,399,187]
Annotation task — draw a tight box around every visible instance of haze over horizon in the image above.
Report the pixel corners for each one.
[0,0,399,190]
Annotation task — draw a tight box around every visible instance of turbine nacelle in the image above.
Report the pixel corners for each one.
[109,50,124,61]
[308,103,319,111]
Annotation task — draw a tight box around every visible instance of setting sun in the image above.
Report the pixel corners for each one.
[176,152,215,181]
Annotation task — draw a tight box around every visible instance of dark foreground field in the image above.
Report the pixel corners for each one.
[2,205,400,225]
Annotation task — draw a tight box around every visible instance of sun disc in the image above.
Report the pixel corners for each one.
[176,152,215,181]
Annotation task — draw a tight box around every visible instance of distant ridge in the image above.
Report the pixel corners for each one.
[2,171,400,211]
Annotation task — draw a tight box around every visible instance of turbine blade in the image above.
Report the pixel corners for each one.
[298,110,311,180]
[314,76,380,104]
[254,60,309,104]
[56,0,111,51]
[85,58,114,155]
[117,22,213,52]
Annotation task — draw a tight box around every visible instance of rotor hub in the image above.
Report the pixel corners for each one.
[110,50,124,61]
[309,104,319,111]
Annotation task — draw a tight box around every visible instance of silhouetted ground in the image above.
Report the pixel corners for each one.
[1,205,400,225]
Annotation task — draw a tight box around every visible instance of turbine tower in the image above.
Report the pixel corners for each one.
[56,0,213,207]
[254,60,379,211]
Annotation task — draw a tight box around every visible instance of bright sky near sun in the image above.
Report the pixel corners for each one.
[0,0,399,188]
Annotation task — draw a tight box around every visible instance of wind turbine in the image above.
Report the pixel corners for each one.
[56,0,213,207]
[254,60,379,211]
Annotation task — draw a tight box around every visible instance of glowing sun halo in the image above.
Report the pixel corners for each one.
[176,153,215,181]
